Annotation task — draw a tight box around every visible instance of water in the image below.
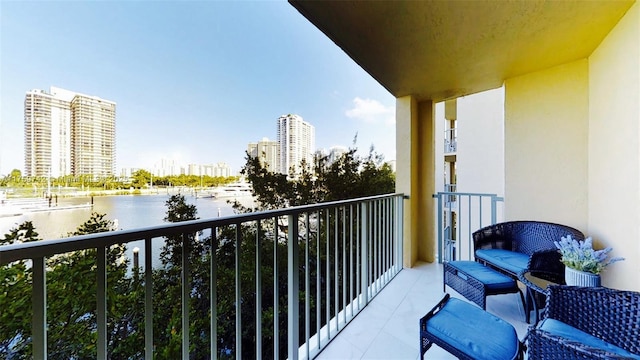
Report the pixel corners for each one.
[0,193,247,267]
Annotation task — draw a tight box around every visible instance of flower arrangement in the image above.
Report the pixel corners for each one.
[554,235,624,275]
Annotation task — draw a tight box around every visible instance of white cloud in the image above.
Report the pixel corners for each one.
[345,97,394,125]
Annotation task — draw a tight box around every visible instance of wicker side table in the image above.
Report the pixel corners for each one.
[517,270,564,324]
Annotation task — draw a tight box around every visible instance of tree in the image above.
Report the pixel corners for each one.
[0,222,40,359]
[131,169,152,189]
[0,214,142,359]
[240,146,395,210]
[10,169,21,179]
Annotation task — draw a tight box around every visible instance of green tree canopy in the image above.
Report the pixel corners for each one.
[240,146,395,211]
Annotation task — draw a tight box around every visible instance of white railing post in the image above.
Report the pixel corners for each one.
[273,217,280,360]
[144,237,153,360]
[256,221,263,360]
[235,225,242,358]
[360,202,368,307]
[97,247,107,360]
[182,234,190,360]
[304,214,310,359]
[210,229,218,359]
[287,213,299,360]
[397,195,404,271]
[32,256,47,360]
[434,194,444,263]
[491,195,503,225]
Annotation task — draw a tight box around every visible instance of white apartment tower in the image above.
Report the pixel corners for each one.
[247,137,279,172]
[24,89,71,177]
[277,114,315,175]
[24,87,116,177]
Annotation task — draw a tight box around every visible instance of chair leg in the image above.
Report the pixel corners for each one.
[517,289,528,323]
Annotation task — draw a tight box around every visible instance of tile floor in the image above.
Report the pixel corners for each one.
[315,261,531,360]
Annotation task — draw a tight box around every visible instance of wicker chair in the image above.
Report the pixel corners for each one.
[527,285,640,359]
[473,221,585,279]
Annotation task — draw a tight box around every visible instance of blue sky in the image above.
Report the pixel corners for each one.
[0,1,395,176]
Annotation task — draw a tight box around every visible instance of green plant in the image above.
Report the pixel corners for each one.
[554,235,624,274]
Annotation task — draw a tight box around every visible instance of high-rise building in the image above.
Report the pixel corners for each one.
[247,137,279,172]
[24,88,71,177]
[24,87,116,177]
[277,114,315,175]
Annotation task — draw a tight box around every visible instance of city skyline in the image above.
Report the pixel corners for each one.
[0,1,395,177]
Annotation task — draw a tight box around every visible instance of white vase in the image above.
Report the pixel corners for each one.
[565,267,601,287]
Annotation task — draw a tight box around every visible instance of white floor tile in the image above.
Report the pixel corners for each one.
[315,334,365,360]
[315,261,531,360]
[361,330,418,359]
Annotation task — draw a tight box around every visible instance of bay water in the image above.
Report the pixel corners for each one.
[0,193,242,267]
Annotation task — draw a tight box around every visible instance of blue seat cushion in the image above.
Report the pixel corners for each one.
[426,297,519,360]
[448,261,516,291]
[538,319,640,359]
[475,249,529,275]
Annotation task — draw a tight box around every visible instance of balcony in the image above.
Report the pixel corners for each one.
[316,261,529,359]
[0,194,407,359]
[0,191,535,359]
[444,128,457,154]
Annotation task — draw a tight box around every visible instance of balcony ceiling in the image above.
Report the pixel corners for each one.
[289,0,635,101]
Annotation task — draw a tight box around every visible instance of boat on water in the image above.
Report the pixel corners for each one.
[204,182,253,199]
[0,196,92,218]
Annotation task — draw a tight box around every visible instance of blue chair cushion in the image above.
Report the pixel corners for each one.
[538,319,640,359]
[426,297,519,360]
[448,261,516,291]
[475,249,529,275]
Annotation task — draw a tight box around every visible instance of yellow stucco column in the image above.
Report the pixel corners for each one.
[397,96,436,267]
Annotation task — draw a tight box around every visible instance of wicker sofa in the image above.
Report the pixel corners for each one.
[473,221,584,279]
[527,285,640,359]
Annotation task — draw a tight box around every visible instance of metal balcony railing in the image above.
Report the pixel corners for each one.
[433,191,503,263]
[443,184,457,210]
[0,193,405,360]
[444,128,457,153]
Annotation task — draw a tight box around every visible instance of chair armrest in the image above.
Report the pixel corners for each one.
[420,293,450,331]
[528,249,563,276]
[527,328,637,360]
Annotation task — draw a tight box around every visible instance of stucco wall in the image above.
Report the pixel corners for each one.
[455,88,506,251]
[504,60,589,231]
[396,96,437,266]
[396,96,417,267]
[588,1,639,291]
[457,87,505,197]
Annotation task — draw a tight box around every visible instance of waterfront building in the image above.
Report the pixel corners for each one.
[24,86,116,177]
[210,162,232,177]
[153,158,182,177]
[24,88,71,178]
[247,137,279,172]
[276,114,315,175]
[187,162,232,177]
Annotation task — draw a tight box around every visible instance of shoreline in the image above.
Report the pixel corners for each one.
[1,186,208,199]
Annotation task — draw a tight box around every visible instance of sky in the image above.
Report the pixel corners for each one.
[0,1,396,176]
